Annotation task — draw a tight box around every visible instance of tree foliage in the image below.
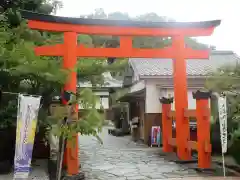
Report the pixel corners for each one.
[0,1,106,141]
[46,89,105,143]
[206,64,240,147]
[0,8,68,131]
[80,8,214,50]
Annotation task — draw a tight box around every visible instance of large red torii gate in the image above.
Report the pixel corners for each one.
[22,11,220,177]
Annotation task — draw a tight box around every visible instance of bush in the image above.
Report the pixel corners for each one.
[229,138,240,165]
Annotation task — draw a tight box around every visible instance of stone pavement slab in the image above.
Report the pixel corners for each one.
[78,127,203,180]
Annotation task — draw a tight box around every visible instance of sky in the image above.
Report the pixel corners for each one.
[57,0,240,54]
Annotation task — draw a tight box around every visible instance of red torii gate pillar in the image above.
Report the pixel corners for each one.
[62,32,79,175]
[172,35,191,159]
[21,10,220,177]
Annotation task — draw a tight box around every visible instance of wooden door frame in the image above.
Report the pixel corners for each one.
[139,100,145,140]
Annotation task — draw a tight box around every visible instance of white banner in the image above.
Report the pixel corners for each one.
[14,94,41,179]
[218,95,228,154]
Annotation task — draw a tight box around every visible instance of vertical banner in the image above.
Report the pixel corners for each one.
[151,126,161,147]
[218,95,228,153]
[14,94,41,179]
[218,95,228,177]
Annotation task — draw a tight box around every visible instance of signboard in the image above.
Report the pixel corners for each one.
[14,94,41,179]
[218,95,228,153]
[151,126,161,147]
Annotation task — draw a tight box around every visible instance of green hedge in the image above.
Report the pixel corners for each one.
[229,138,240,165]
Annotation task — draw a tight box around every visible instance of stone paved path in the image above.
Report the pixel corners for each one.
[0,126,236,179]
[79,127,200,180]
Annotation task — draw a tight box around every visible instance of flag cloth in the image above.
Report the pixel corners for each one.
[14,94,41,179]
[218,95,228,153]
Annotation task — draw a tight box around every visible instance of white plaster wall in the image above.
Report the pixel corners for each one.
[144,78,209,114]
[145,80,161,113]
[78,91,109,110]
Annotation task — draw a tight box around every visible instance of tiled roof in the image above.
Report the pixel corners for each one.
[78,72,122,88]
[129,51,240,77]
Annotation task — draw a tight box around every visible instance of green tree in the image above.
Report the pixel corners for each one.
[206,64,240,163]
[80,9,212,50]
[0,1,127,142]
[0,7,68,130]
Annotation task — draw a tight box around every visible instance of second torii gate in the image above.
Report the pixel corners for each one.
[22,10,220,177]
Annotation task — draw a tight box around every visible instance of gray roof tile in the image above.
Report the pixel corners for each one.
[129,51,240,77]
[78,72,122,88]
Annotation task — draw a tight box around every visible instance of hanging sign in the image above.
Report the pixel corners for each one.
[151,126,161,147]
[218,95,228,153]
[14,94,41,179]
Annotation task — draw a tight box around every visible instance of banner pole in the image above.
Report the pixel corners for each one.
[222,152,226,177]
[56,117,68,180]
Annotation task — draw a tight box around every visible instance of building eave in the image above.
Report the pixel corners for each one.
[139,75,210,79]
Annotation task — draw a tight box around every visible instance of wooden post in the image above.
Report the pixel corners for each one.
[193,90,212,169]
[172,35,191,160]
[160,97,174,153]
[62,32,79,175]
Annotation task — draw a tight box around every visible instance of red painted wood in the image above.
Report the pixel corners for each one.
[196,99,211,169]
[172,35,191,160]
[35,44,64,56]
[62,32,79,175]
[161,103,173,152]
[28,20,216,36]
[35,45,209,59]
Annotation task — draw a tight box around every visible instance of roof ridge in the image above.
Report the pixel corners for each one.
[210,50,234,55]
[129,59,140,78]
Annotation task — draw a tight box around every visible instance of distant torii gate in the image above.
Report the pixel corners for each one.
[22,11,220,177]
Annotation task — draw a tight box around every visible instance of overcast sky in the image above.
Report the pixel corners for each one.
[57,0,240,54]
